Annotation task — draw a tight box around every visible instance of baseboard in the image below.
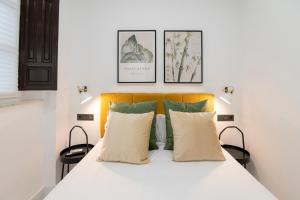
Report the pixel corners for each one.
[30,186,54,200]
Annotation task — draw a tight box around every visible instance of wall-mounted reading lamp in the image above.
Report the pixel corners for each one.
[219,86,234,104]
[78,86,93,104]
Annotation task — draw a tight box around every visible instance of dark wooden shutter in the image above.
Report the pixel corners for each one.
[19,0,59,90]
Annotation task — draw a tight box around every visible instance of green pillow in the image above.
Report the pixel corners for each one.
[164,100,208,150]
[110,101,158,150]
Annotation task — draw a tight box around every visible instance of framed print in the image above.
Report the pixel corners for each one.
[118,30,156,83]
[164,30,203,83]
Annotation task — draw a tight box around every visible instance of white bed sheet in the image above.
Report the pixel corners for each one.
[46,142,276,200]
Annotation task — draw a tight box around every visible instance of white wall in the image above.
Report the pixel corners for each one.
[0,92,57,199]
[57,0,242,151]
[240,0,300,199]
[21,91,58,193]
[0,101,44,200]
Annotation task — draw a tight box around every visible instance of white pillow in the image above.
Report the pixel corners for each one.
[169,110,225,161]
[98,111,154,164]
[156,114,166,143]
[155,114,223,145]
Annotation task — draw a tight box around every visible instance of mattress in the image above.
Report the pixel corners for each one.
[45,142,276,200]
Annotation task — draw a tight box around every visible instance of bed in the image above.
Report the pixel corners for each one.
[45,93,276,200]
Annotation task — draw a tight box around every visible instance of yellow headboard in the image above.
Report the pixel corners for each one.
[100,93,215,137]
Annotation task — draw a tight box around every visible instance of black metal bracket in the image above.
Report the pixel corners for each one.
[219,126,250,168]
[219,126,245,151]
[68,125,90,153]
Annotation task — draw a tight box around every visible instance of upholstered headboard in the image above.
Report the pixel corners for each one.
[100,93,215,137]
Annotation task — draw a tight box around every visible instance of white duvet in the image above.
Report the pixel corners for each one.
[45,142,276,200]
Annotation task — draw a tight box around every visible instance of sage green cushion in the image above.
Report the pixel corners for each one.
[164,100,208,150]
[110,101,158,150]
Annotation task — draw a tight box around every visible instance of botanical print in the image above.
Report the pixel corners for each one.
[164,31,202,83]
[121,35,153,63]
[118,30,156,83]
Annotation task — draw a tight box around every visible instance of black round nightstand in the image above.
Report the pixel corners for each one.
[60,125,94,180]
[221,144,250,167]
[219,126,250,168]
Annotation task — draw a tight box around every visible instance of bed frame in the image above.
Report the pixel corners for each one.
[100,93,214,137]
